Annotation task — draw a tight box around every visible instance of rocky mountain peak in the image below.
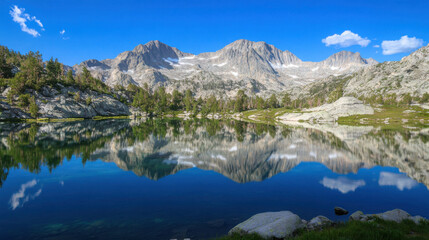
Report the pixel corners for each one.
[322,51,372,67]
[111,41,192,71]
[401,44,429,63]
[219,39,301,67]
[365,58,378,65]
[131,40,189,57]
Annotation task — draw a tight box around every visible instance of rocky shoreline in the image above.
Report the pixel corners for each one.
[0,85,147,120]
[228,208,427,239]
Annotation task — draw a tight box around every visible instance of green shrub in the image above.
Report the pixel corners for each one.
[74,92,81,102]
[400,93,412,105]
[18,94,30,107]
[420,93,429,104]
[86,97,92,105]
[0,78,8,87]
[29,96,38,118]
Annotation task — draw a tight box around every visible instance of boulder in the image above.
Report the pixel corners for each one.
[1,87,11,98]
[307,216,333,230]
[334,207,349,216]
[229,211,305,239]
[374,209,411,223]
[411,216,426,224]
[349,211,364,221]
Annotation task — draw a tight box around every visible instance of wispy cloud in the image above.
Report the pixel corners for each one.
[320,176,366,194]
[9,5,44,37]
[322,30,370,47]
[381,36,424,55]
[59,29,70,40]
[10,179,42,210]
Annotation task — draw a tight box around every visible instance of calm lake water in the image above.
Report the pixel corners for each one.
[0,119,428,239]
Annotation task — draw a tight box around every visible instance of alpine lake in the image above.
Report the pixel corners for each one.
[0,118,428,240]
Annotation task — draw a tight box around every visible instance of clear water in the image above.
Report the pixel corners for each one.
[0,119,428,239]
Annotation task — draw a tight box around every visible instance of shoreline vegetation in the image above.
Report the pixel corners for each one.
[1,104,428,130]
[218,209,429,240]
[219,219,429,240]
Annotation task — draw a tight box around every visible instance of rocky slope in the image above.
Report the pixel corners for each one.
[343,44,429,97]
[0,84,131,119]
[74,40,377,98]
[291,44,429,100]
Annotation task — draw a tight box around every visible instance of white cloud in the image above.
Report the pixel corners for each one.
[60,29,65,35]
[10,179,42,210]
[379,172,418,191]
[9,5,44,37]
[322,30,370,47]
[381,36,424,55]
[373,45,380,48]
[321,176,366,194]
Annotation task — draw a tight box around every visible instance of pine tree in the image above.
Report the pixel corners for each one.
[29,96,38,118]
[184,89,193,112]
[268,94,278,108]
[66,70,75,85]
[282,93,291,108]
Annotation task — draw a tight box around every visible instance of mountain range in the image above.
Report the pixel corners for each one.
[74,40,378,97]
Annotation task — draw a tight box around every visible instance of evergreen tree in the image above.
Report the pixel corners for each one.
[282,93,291,108]
[234,90,247,112]
[171,89,182,110]
[268,94,278,108]
[184,89,193,112]
[66,70,75,85]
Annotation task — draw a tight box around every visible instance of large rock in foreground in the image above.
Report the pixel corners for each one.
[349,209,426,224]
[228,211,305,239]
[278,97,374,123]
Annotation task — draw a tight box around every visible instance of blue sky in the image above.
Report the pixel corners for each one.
[1,0,428,66]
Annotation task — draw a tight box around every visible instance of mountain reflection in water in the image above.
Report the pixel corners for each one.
[2,119,427,186]
[0,119,428,240]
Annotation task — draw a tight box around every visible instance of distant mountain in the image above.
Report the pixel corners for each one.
[292,44,429,99]
[74,40,377,97]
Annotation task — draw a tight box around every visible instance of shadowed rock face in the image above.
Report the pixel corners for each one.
[73,40,376,98]
[0,119,428,188]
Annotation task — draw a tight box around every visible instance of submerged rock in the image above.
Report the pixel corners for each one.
[228,211,305,239]
[335,207,349,216]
